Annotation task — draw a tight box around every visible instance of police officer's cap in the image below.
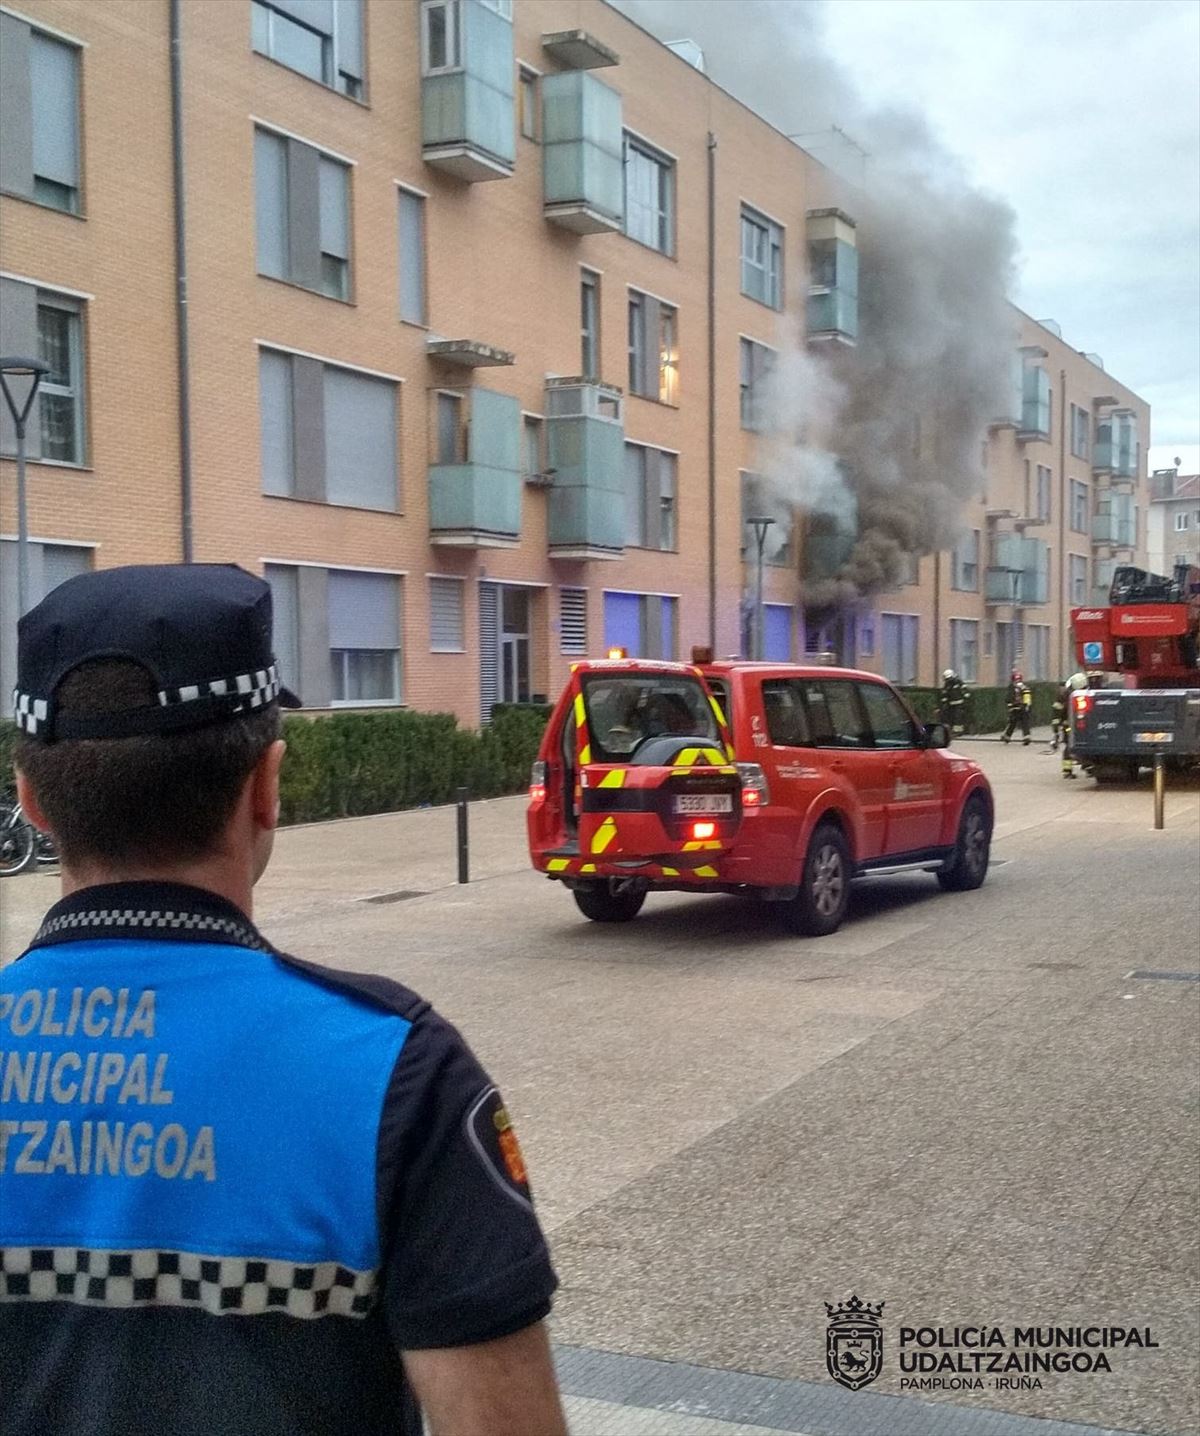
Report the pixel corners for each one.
[14,563,301,743]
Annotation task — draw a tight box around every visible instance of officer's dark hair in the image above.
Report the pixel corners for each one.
[15,659,282,868]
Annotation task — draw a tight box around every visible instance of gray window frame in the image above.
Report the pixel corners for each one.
[581,269,600,380]
[0,14,82,215]
[251,0,364,99]
[949,618,980,684]
[952,529,980,591]
[740,205,783,310]
[398,185,427,325]
[518,64,539,141]
[254,125,353,302]
[623,133,674,256]
[429,575,466,653]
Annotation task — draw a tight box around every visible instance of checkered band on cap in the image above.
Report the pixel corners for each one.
[12,689,48,736]
[0,1247,377,1320]
[159,664,283,713]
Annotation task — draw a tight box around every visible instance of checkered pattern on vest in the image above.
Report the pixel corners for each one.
[0,1246,377,1319]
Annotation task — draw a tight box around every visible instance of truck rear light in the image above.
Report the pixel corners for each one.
[691,820,716,840]
[528,760,547,803]
[1073,693,1093,716]
[737,762,769,808]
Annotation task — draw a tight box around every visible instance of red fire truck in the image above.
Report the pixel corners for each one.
[1069,562,1200,781]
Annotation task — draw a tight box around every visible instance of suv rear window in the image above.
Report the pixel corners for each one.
[580,674,720,760]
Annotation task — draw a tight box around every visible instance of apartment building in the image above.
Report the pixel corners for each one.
[1146,470,1200,576]
[0,0,1149,721]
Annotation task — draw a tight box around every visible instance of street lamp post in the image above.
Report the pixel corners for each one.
[747,515,775,660]
[0,356,50,618]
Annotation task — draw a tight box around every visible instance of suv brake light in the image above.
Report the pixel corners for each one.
[529,760,547,803]
[737,762,769,808]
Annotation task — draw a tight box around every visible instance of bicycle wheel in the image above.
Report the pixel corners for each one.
[0,808,36,877]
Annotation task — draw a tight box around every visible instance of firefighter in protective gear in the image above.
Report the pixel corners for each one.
[940,669,967,736]
[1049,679,1070,751]
[1001,670,1032,744]
[1061,672,1088,777]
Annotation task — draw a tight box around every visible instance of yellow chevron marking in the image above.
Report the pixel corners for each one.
[580,863,597,873]
[573,694,586,727]
[709,695,728,727]
[674,747,701,766]
[660,866,679,876]
[726,742,736,761]
[579,743,591,765]
[590,816,618,855]
[547,858,571,872]
[694,865,719,878]
[597,769,626,788]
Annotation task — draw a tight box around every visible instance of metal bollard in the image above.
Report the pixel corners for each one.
[456,786,469,883]
[1153,753,1165,831]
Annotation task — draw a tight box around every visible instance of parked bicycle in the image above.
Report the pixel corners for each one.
[0,798,58,877]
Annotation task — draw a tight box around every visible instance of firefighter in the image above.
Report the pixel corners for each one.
[1049,678,1070,751]
[1001,669,1032,745]
[1061,672,1088,777]
[940,669,968,736]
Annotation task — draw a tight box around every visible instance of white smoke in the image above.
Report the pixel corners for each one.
[613,0,1018,605]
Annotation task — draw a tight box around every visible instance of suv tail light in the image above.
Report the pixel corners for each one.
[529,760,548,803]
[1073,693,1093,721]
[737,762,770,808]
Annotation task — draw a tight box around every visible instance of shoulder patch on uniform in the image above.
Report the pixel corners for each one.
[464,1085,534,1211]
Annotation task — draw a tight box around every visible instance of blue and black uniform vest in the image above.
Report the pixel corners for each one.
[0,882,556,1436]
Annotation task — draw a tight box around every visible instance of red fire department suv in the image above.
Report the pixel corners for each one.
[527,655,994,935]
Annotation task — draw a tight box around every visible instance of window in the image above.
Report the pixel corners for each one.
[581,270,600,380]
[560,588,587,655]
[896,552,919,587]
[1176,512,1191,532]
[264,564,300,693]
[1070,403,1089,460]
[801,679,870,748]
[518,66,538,141]
[36,296,86,464]
[623,444,677,551]
[623,135,674,254]
[421,0,462,73]
[1025,625,1049,680]
[522,415,543,480]
[259,348,398,509]
[329,569,402,704]
[436,392,465,464]
[0,16,81,213]
[739,338,773,431]
[1035,465,1052,523]
[857,681,918,749]
[949,619,980,684]
[740,206,783,309]
[429,576,465,652]
[398,188,427,324]
[952,530,980,591]
[1071,480,1089,533]
[252,0,363,97]
[858,615,875,657]
[627,290,678,403]
[1069,554,1088,606]
[880,614,919,686]
[255,128,352,299]
[602,592,677,659]
[761,679,810,746]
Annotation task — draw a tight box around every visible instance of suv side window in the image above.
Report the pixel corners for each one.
[802,679,870,748]
[761,679,810,746]
[857,681,919,749]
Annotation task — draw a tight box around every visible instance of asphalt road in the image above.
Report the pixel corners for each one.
[2,737,1197,1435]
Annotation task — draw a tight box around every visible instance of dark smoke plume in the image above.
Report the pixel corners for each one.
[613,0,1018,603]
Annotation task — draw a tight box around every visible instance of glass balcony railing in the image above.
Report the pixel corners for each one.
[1093,413,1137,477]
[1018,366,1051,440]
[806,211,858,345]
[1092,509,1135,547]
[986,536,1049,604]
[542,71,623,233]
[546,380,625,557]
[429,389,521,545]
[422,0,515,181]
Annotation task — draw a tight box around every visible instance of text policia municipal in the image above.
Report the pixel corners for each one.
[899,1326,1159,1376]
[0,987,216,1182]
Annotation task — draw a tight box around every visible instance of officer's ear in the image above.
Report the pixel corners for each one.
[250,739,287,832]
[14,766,52,838]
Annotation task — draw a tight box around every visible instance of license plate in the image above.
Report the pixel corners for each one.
[673,793,733,814]
[1135,731,1173,744]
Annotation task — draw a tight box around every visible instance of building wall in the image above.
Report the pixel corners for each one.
[1147,476,1200,575]
[0,0,1152,717]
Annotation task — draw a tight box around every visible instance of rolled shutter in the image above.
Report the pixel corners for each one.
[0,14,33,198]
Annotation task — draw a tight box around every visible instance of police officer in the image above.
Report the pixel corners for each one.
[0,565,566,1436]
[1001,669,1032,745]
[939,669,967,736]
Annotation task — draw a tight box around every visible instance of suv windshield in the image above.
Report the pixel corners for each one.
[581,674,720,760]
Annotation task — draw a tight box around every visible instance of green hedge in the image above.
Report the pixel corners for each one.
[900,682,1057,733]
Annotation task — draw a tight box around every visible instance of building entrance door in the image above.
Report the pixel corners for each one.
[499,587,530,704]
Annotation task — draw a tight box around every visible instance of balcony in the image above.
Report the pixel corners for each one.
[985,535,1049,605]
[426,338,514,369]
[1017,365,1051,441]
[806,209,858,346]
[422,0,515,182]
[802,504,857,580]
[1092,504,1135,548]
[542,71,623,233]
[1093,410,1138,478]
[545,379,625,559]
[429,388,521,547]
[541,29,619,69]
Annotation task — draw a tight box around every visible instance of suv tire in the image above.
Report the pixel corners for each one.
[782,822,851,936]
[573,881,647,924]
[937,794,991,892]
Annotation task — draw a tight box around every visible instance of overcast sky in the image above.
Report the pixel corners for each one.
[617,0,1200,474]
[816,0,1200,473]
